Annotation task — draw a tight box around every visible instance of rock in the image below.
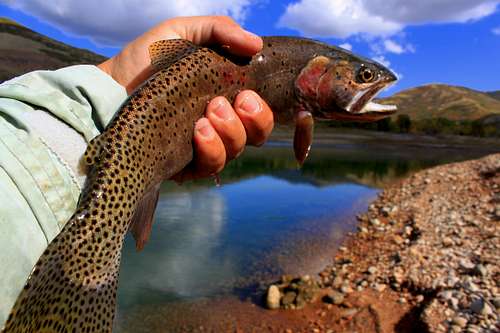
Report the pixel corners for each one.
[474,264,487,277]
[392,271,404,284]
[415,295,424,303]
[323,290,344,305]
[300,275,311,282]
[492,297,500,309]
[442,237,454,247]
[332,276,343,288]
[367,266,377,275]
[464,281,479,292]
[374,283,386,292]
[266,285,280,310]
[370,218,380,226]
[451,316,468,328]
[282,291,297,306]
[459,258,475,270]
[341,308,358,318]
[295,293,306,309]
[340,284,353,294]
[359,226,368,233]
[381,206,391,216]
[470,298,492,316]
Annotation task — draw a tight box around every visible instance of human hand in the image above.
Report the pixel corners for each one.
[97,16,274,181]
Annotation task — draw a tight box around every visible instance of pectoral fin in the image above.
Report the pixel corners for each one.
[293,111,314,166]
[130,184,161,251]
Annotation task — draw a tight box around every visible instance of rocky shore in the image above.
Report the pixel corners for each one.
[266,153,499,333]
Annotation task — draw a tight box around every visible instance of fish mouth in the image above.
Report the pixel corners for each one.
[322,80,397,121]
[347,80,397,116]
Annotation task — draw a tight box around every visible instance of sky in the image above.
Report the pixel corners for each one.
[0,0,499,95]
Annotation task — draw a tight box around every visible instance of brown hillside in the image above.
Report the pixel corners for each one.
[379,84,500,121]
[0,17,106,82]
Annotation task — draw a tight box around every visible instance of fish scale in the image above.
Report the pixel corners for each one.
[2,36,397,332]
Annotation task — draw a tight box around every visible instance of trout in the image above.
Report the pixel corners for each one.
[2,36,397,332]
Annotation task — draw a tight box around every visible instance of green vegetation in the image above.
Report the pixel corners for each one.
[323,114,499,137]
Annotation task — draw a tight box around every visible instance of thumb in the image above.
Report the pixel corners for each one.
[161,16,263,56]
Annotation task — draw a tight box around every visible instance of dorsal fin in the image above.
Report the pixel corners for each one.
[129,184,161,251]
[148,39,199,70]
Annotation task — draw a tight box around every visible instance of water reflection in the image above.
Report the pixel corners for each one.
[118,190,231,308]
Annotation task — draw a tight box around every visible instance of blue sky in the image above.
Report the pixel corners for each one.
[1,1,499,95]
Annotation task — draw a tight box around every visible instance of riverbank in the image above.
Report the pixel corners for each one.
[305,152,499,333]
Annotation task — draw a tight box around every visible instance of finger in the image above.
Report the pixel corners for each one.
[193,117,226,175]
[206,96,246,160]
[234,90,274,146]
[166,16,262,56]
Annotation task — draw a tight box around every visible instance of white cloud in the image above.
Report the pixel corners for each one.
[278,0,499,38]
[383,39,415,54]
[278,0,401,38]
[339,42,352,51]
[383,40,404,54]
[2,0,254,46]
[373,55,391,68]
[493,26,500,35]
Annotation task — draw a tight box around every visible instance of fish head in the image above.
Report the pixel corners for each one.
[295,49,397,121]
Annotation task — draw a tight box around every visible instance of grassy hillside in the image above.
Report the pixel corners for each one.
[378,84,500,121]
[0,17,106,82]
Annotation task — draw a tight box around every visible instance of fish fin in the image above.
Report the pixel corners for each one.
[148,39,199,70]
[130,184,161,251]
[293,111,314,166]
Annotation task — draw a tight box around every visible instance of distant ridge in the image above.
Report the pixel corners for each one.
[0,17,106,82]
[486,91,500,101]
[379,84,500,121]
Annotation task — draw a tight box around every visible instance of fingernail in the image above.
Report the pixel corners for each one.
[244,30,260,40]
[239,92,261,114]
[213,99,233,121]
[195,118,214,139]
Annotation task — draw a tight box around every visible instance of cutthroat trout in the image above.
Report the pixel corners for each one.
[2,37,397,332]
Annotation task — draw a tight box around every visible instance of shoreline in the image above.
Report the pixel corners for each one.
[115,153,499,333]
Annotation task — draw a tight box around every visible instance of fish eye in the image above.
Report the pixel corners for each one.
[357,67,375,83]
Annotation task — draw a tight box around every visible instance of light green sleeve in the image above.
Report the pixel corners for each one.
[0,65,127,324]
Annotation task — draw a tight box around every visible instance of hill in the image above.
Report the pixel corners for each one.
[378,84,500,121]
[0,17,106,82]
[486,90,500,101]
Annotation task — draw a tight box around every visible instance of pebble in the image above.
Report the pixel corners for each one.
[367,266,377,275]
[470,298,492,316]
[374,283,386,292]
[282,291,297,306]
[341,308,358,318]
[323,290,344,305]
[459,258,475,270]
[442,237,454,247]
[474,264,487,277]
[492,297,500,309]
[370,218,380,226]
[340,284,353,294]
[451,316,467,328]
[266,285,280,310]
